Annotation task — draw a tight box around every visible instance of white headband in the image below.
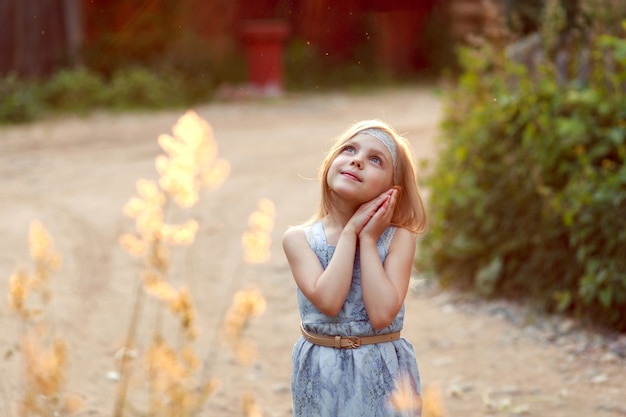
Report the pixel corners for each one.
[360,128,398,183]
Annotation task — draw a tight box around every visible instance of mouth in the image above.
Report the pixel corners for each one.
[341,171,361,182]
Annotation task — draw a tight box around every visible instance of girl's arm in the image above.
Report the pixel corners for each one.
[282,225,357,316]
[282,192,392,317]
[359,227,415,330]
[358,188,415,329]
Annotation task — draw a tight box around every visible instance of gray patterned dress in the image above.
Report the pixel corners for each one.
[291,221,421,417]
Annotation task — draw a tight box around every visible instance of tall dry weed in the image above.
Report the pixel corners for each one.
[114,110,271,417]
[6,111,274,417]
[389,377,446,417]
[7,220,82,416]
[222,198,275,364]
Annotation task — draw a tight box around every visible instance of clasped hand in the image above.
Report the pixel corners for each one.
[348,188,398,242]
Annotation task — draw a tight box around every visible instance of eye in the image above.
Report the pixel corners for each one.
[369,155,382,165]
[342,145,355,153]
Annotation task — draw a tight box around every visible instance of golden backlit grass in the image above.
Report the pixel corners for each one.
[389,375,447,417]
[7,111,271,417]
[112,110,269,417]
[8,221,83,416]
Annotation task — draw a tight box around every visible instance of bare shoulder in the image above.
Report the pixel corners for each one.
[282,225,317,270]
[282,225,307,248]
[390,227,417,251]
[393,226,416,239]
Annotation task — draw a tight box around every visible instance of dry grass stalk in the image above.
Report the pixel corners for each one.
[114,110,229,417]
[389,377,447,417]
[389,373,423,416]
[115,110,271,416]
[7,111,271,417]
[242,392,263,417]
[421,385,446,417]
[241,198,276,265]
[220,198,273,365]
[7,220,82,416]
[222,286,267,365]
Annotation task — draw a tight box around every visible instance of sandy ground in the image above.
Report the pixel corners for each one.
[1,87,625,417]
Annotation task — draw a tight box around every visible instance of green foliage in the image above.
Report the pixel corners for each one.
[0,65,204,124]
[41,67,106,112]
[0,74,41,124]
[420,24,626,331]
[284,37,382,91]
[157,31,221,104]
[104,67,185,110]
[78,3,221,105]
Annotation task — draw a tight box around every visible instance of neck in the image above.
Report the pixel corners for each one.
[324,195,358,230]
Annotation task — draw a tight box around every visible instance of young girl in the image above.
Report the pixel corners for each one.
[282,119,428,416]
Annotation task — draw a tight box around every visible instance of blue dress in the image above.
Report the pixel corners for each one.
[291,221,421,417]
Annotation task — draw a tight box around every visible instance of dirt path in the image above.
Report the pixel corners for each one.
[1,87,624,417]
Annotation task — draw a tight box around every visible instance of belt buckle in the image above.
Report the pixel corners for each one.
[343,336,361,349]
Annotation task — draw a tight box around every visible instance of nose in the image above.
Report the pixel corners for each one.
[350,155,363,169]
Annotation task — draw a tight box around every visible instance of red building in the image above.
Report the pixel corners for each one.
[0,0,491,83]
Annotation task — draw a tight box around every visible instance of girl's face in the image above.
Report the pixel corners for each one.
[326,133,395,204]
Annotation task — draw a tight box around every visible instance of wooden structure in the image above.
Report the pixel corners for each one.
[1,0,449,80]
[0,0,82,79]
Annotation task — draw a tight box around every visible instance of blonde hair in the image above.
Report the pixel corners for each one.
[310,119,428,234]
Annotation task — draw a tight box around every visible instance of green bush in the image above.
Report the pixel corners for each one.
[157,31,221,104]
[420,24,626,331]
[0,74,41,124]
[0,64,210,124]
[284,37,382,91]
[41,67,106,112]
[104,67,185,109]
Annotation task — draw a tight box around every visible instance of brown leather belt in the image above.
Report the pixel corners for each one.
[300,322,401,349]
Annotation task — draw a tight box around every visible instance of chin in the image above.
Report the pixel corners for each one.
[330,187,361,201]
